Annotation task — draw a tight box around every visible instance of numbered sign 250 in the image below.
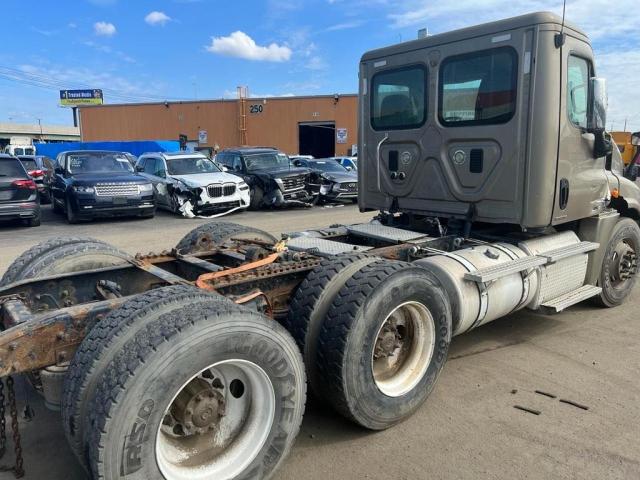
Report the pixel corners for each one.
[249,104,264,114]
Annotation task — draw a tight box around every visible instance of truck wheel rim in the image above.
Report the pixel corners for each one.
[155,359,276,480]
[371,301,436,398]
[610,240,638,288]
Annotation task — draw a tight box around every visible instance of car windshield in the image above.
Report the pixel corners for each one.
[0,159,26,177]
[244,153,290,172]
[310,160,348,173]
[67,152,135,174]
[19,158,38,171]
[166,157,221,175]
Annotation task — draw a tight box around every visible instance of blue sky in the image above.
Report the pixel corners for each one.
[1,0,639,130]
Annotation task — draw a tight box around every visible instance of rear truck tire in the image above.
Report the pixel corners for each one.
[594,217,640,307]
[175,220,277,254]
[285,254,378,398]
[249,186,264,210]
[66,195,80,224]
[0,236,130,286]
[315,260,452,430]
[62,285,224,468]
[85,296,306,480]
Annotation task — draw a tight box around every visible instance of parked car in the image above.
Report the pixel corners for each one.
[292,157,358,203]
[136,151,250,217]
[0,154,40,227]
[289,155,314,165]
[216,147,318,209]
[331,156,358,171]
[50,150,155,223]
[17,155,55,203]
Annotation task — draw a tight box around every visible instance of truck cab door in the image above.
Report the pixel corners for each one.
[553,40,609,223]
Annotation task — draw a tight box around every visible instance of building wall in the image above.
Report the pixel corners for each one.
[79,95,358,156]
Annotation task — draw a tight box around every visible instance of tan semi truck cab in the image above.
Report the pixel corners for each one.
[358,11,640,228]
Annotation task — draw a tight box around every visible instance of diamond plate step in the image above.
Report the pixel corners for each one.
[347,223,430,243]
[540,285,602,314]
[538,241,599,263]
[287,236,372,256]
[464,256,548,283]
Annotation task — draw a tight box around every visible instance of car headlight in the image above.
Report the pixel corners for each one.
[139,183,153,193]
[274,178,284,190]
[72,186,95,193]
[239,182,249,191]
[332,183,341,192]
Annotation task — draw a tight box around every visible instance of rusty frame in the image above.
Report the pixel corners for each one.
[0,235,443,377]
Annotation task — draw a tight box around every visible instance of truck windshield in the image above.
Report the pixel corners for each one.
[67,152,134,174]
[166,157,221,175]
[244,153,290,172]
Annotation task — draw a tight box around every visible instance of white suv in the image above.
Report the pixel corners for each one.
[136,152,250,217]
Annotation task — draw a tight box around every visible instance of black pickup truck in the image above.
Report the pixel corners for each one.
[50,150,155,223]
[215,147,318,209]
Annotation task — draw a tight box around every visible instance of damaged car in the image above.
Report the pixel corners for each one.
[136,152,250,218]
[292,157,358,203]
[216,147,318,209]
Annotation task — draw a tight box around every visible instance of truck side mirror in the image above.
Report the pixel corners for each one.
[632,132,640,146]
[589,77,607,131]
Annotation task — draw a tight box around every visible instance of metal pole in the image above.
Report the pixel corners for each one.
[72,107,78,128]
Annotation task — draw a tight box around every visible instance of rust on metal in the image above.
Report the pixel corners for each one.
[0,298,125,377]
[196,252,281,289]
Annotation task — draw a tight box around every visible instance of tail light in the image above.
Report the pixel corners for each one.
[28,169,45,178]
[12,179,37,190]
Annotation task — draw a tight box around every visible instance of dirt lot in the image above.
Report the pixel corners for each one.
[0,205,638,480]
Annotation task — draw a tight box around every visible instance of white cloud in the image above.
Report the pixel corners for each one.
[206,31,292,62]
[305,56,327,71]
[145,11,171,26]
[326,20,362,31]
[94,21,116,36]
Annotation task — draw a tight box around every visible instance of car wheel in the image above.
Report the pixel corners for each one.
[25,211,41,227]
[52,195,63,213]
[66,196,80,224]
[249,186,264,210]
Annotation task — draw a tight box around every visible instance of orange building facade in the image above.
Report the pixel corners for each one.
[79,94,358,157]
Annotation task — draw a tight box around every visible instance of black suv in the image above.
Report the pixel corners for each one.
[0,154,40,227]
[50,150,155,223]
[216,147,318,209]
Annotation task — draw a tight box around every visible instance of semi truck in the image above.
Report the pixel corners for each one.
[0,11,639,480]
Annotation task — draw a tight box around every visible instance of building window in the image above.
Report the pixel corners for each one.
[371,65,427,131]
[567,55,591,129]
[439,47,518,126]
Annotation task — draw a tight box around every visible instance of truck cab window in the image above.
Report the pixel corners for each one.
[439,47,517,126]
[567,55,590,129]
[371,66,426,130]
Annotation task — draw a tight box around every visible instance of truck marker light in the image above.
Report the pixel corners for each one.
[611,188,620,198]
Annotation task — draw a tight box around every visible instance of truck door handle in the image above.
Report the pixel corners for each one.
[376,133,389,190]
